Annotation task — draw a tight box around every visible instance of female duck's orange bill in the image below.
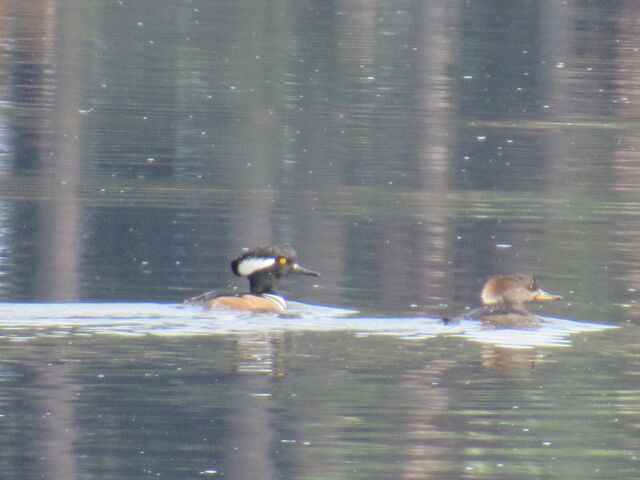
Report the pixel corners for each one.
[534,289,563,301]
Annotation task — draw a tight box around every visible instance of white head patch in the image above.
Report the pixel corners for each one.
[236,257,277,276]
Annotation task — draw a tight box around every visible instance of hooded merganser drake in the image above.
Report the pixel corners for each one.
[447,274,562,328]
[185,245,320,312]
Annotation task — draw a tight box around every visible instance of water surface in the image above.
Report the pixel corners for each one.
[0,0,639,479]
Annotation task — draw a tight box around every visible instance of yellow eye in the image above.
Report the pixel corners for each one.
[278,257,287,265]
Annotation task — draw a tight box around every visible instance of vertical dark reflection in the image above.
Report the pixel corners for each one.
[4,0,82,301]
[4,0,55,300]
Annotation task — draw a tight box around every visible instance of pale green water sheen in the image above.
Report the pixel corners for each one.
[0,0,639,479]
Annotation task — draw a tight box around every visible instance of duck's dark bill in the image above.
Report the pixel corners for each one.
[291,264,320,276]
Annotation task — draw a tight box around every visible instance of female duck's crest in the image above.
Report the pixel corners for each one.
[446,274,563,328]
[481,273,562,310]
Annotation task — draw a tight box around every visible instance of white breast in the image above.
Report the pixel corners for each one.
[262,293,287,310]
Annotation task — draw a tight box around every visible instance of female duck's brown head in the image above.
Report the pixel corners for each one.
[481,274,562,314]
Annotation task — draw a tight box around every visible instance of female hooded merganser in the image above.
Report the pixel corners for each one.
[185,245,320,312]
[447,274,562,328]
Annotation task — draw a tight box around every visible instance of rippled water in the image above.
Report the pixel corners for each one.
[0,0,639,479]
[0,309,634,480]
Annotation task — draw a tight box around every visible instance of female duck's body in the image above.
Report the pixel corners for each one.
[450,274,562,328]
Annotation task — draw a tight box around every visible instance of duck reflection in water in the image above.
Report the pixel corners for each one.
[445,274,563,328]
[185,245,319,313]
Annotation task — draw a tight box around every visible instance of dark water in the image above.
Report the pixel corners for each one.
[0,0,639,479]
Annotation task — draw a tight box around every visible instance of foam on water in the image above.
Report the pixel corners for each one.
[0,302,616,348]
